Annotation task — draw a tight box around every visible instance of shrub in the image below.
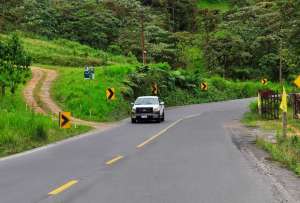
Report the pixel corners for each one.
[249,101,258,113]
[32,124,48,141]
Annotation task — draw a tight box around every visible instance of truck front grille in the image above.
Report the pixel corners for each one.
[136,107,153,114]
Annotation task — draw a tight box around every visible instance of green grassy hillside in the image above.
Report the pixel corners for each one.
[0,33,137,67]
[0,86,90,157]
[50,64,134,122]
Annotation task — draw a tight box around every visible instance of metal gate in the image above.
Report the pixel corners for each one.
[259,90,280,120]
[291,93,300,119]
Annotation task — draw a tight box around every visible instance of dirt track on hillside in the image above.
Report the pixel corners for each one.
[23,67,115,129]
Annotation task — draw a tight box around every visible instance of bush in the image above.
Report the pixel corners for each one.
[125,66,289,108]
[249,101,258,113]
[32,124,48,141]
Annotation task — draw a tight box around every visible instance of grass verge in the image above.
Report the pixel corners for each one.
[0,86,91,158]
[242,102,300,176]
[257,137,300,176]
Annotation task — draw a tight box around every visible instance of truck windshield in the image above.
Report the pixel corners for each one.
[135,98,159,105]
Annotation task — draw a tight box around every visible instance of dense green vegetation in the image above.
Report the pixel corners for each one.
[0,0,198,67]
[197,0,230,11]
[201,1,300,81]
[50,63,284,122]
[0,87,90,157]
[2,0,299,82]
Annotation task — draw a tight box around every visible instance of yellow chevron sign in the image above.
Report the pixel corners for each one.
[59,112,71,129]
[151,83,158,95]
[261,78,268,85]
[294,76,300,88]
[106,88,116,100]
[200,82,208,91]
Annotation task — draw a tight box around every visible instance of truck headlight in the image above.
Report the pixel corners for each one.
[132,107,136,113]
[153,107,160,112]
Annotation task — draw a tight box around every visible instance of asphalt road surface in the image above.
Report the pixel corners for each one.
[0,99,284,203]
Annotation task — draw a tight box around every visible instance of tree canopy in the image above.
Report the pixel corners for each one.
[1,0,300,81]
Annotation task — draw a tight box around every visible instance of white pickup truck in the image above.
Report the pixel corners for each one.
[131,96,165,123]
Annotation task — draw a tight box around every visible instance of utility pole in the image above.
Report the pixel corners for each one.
[141,11,147,65]
[279,37,283,85]
[166,6,175,32]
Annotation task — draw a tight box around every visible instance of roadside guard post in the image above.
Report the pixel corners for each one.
[257,92,261,115]
[59,112,72,129]
[280,87,287,138]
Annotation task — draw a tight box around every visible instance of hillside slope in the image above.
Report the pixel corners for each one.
[0,33,137,67]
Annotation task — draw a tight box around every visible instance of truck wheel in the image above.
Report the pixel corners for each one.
[161,112,165,122]
[131,118,136,123]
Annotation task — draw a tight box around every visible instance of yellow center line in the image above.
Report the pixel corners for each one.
[48,180,78,196]
[106,155,124,165]
[137,118,183,149]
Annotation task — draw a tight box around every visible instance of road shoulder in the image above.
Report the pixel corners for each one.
[225,121,300,202]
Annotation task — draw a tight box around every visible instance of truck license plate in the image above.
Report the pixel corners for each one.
[141,115,147,119]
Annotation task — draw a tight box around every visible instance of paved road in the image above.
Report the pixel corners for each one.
[0,99,282,203]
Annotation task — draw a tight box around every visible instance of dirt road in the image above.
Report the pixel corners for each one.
[23,67,114,129]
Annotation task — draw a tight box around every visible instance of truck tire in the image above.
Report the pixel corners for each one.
[161,112,165,122]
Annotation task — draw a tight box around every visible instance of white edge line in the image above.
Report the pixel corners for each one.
[0,127,114,162]
[0,113,203,162]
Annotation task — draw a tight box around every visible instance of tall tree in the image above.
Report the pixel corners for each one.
[0,34,31,96]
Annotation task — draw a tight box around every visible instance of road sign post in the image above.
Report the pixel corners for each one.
[84,66,95,80]
[90,67,95,80]
[257,92,262,115]
[59,112,71,129]
[84,66,90,80]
